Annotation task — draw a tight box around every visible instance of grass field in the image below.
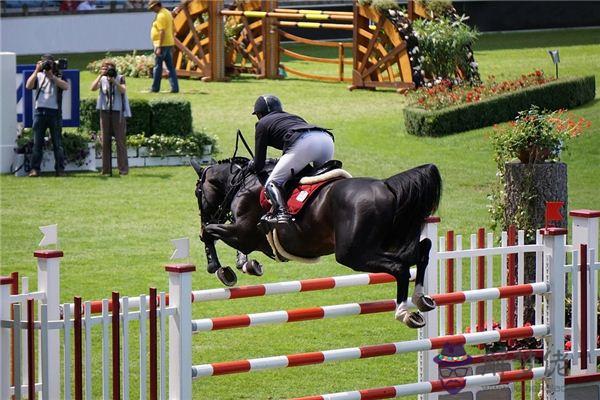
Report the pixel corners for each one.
[2,27,599,399]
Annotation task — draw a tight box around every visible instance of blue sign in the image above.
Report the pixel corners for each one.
[22,69,80,128]
[16,64,35,123]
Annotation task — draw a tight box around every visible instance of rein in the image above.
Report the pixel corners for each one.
[200,158,252,225]
[200,130,255,226]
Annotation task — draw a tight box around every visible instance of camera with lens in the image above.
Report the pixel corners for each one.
[104,66,117,78]
[41,58,68,71]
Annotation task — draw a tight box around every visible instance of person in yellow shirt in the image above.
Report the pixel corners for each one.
[148,0,179,93]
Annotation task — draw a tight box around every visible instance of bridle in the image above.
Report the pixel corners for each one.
[198,157,252,226]
[198,130,255,229]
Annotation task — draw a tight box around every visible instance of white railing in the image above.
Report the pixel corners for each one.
[0,210,598,399]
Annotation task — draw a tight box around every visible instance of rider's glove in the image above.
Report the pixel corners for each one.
[247,160,255,172]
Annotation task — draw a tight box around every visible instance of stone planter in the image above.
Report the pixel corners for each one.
[504,161,567,325]
[138,146,149,157]
[504,162,568,232]
[16,142,97,175]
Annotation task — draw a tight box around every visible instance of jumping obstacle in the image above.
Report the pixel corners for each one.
[169,0,454,91]
[1,210,599,399]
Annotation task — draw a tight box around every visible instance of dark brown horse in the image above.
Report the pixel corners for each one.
[192,158,442,328]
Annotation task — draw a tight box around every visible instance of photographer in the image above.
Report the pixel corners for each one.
[25,54,69,177]
[91,61,131,175]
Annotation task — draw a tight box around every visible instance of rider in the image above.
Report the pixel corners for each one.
[248,95,334,226]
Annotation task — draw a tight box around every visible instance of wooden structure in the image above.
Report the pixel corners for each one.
[168,0,460,91]
[350,5,415,91]
[171,0,224,81]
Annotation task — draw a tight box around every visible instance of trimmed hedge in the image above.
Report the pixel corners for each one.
[404,75,596,136]
[79,98,191,137]
[149,99,192,137]
[80,98,99,132]
[128,99,152,136]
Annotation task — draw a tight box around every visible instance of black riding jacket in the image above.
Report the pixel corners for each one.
[253,111,332,173]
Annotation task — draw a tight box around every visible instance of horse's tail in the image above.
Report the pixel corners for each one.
[384,164,442,253]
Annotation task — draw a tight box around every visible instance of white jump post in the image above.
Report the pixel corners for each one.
[0,52,17,174]
[570,209,599,374]
[542,226,566,400]
[0,276,12,400]
[166,263,195,400]
[35,249,62,399]
[419,216,439,400]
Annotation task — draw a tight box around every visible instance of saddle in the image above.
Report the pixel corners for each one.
[259,160,351,216]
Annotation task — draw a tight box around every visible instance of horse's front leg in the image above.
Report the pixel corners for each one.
[411,239,436,312]
[201,224,240,286]
[204,220,264,254]
[202,237,222,274]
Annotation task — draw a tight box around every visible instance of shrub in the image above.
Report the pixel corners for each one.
[126,130,217,157]
[411,15,479,81]
[16,128,93,166]
[80,98,99,132]
[487,106,590,239]
[127,99,152,136]
[404,75,596,136]
[490,105,590,166]
[149,99,192,137]
[87,52,155,78]
[79,98,191,137]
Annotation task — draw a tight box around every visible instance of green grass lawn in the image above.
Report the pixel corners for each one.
[2,27,599,399]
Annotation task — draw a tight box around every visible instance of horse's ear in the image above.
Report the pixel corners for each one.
[190,159,204,177]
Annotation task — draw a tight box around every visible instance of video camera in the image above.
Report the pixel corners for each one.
[41,58,68,71]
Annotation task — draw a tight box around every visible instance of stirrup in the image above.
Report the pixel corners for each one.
[275,211,291,224]
[260,213,278,225]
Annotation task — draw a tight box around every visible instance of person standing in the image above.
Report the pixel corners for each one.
[25,54,69,177]
[148,0,179,93]
[91,61,131,175]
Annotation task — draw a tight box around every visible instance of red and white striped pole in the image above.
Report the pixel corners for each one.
[166,263,195,400]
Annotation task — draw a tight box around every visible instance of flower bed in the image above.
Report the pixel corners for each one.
[406,70,552,110]
[87,52,154,78]
[403,75,595,136]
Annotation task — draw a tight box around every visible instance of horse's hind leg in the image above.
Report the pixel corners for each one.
[337,248,426,328]
[236,251,264,277]
[392,268,426,329]
[412,239,436,312]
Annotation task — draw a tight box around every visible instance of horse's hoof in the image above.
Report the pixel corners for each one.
[413,294,436,312]
[216,267,237,287]
[405,312,426,329]
[395,307,426,329]
[242,260,263,277]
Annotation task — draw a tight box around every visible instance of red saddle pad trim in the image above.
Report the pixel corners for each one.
[259,179,338,216]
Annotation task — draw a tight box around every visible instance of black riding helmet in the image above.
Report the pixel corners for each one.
[252,95,283,118]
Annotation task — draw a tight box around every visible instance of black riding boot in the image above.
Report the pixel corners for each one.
[263,182,291,225]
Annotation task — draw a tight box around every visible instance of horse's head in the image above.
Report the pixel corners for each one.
[191,158,250,226]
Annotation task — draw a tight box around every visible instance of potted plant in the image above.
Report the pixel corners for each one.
[490,105,589,165]
[488,105,590,325]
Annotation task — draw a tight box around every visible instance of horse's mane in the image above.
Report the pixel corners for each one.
[214,156,250,165]
[212,157,278,167]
